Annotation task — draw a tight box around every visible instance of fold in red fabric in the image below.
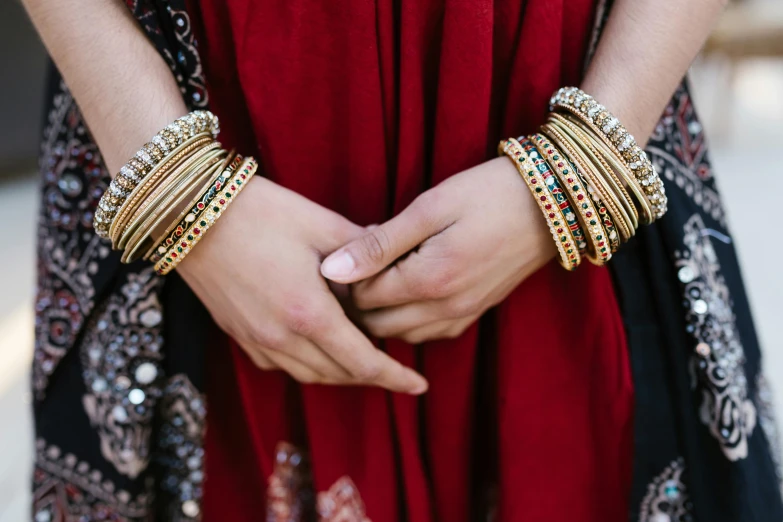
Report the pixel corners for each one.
[190,1,634,520]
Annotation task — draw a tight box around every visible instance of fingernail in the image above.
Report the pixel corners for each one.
[321,251,355,280]
[409,377,429,395]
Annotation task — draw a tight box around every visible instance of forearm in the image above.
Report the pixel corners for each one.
[22,0,186,174]
[582,0,727,145]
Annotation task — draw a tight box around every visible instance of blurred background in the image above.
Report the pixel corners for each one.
[0,0,782,520]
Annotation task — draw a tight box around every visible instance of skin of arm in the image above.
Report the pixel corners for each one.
[22,0,187,174]
[324,0,729,344]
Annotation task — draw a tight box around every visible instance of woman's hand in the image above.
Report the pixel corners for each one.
[320,157,556,344]
[178,177,428,394]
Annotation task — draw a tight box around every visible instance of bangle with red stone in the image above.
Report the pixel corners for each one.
[499,138,580,271]
[519,137,587,258]
[154,157,257,275]
[146,153,243,264]
[529,133,612,265]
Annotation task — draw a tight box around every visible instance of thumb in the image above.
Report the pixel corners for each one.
[321,206,434,284]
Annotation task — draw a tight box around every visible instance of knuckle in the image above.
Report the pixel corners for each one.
[419,266,457,299]
[358,229,391,264]
[282,299,324,337]
[411,192,441,226]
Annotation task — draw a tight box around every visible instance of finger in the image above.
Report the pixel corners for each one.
[352,252,448,310]
[400,316,475,345]
[312,301,429,394]
[359,301,447,338]
[277,336,353,381]
[244,348,279,370]
[320,196,446,284]
[261,349,324,384]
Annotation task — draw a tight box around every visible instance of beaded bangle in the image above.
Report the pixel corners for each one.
[121,151,228,263]
[93,110,219,238]
[154,157,258,275]
[549,87,667,222]
[530,133,612,265]
[147,153,243,263]
[111,136,217,247]
[564,154,621,255]
[499,138,580,270]
[559,113,654,223]
[542,122,633,243]
[518,137,587,258]
[547,115,639,233]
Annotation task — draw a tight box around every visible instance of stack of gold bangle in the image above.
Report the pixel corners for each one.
[92,111,258,274]
[500,87,667,270]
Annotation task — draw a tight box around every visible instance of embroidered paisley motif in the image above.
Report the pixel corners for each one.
[647,86,725,225]
[80,268,165,478]
[639,458,691,522]
[265,442,371,522]
[676,213,756,460]
[34,83,114,398]
[33,439,153,522]
[156,374,208,521]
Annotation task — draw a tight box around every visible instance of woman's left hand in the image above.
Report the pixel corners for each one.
[320,157,557,344]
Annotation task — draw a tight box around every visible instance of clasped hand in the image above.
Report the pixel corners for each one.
[178,157,554,395]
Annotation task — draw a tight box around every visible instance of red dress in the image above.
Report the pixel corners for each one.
[190,1,634,520]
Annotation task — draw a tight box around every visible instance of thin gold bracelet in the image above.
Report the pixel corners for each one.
[548,114,639,232]
[542,122,632,244]
[110,135,215,247]
[121,151,227,263]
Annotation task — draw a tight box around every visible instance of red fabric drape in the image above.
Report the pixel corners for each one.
[190,1,634,520]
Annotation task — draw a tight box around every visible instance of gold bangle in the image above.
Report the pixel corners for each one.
[499,138,580,270]
[155,157,258,275]
[549,87,667,222]
[110,135,216,247]
[121,150,228,263]
[542,122,632,244]
[548,114,639,232]
[530,133,612,265]
[560,112,654,224]
[94,110,219,238]
[145,152,242,263]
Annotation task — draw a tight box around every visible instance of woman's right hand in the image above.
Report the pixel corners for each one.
[178,177,428,395]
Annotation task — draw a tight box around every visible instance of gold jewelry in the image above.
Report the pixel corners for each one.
[549,87,666,222]
[110,135,216,247]
[547,114,639,232]
[499,138,580,270]
[530,133,612,265]
[94,110,219,238]
[120,150,227,263]
[155,157,258,275]
[542,122,633,243]
[146,153,242,263]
